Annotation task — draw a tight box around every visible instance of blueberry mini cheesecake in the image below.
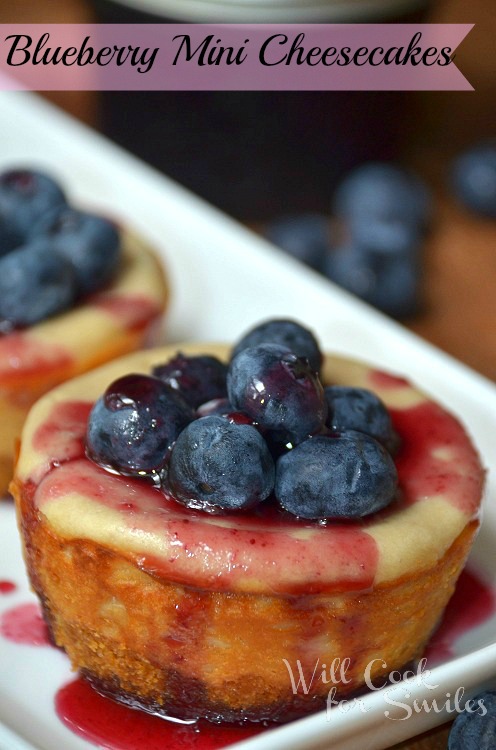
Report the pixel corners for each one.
[0,167,169,494]
[11,320,484,723]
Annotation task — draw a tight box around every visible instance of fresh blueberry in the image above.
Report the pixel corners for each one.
[333,162,430,229]
[168,415,275,512]
[197,397,256,426]
[324,243,419,318]
[0,241,77,328]
[348,214,421,258]
[34,206,121,295]
[86,374,195,476]
[152,353,228,409]
[448,690,496,750]
[231,319,322,374]
[325,386,398,451]
[0,218,22,258]
[264,213,330,271]
[451,143,496,218]
[197,397,234,418]
[0,168,66,238]
[275,431,398,519]
[227,343,327,445]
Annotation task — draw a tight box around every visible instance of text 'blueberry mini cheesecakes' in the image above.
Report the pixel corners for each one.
[11,320,484,723]
[0,168,169,495]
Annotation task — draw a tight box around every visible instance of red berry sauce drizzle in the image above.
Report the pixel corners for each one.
[0,602,51,646]
[1,568,492,750]
[55,678,264,750]
[0,580,16,594]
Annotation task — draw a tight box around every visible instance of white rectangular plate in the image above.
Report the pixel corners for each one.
[0,91,495,750]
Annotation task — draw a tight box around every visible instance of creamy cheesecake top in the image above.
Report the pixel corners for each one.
[14,345,484,596]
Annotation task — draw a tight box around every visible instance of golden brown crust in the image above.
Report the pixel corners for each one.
[12,472,478,723]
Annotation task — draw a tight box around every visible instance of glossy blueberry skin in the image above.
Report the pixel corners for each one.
[197,397,256,427]
[34,206,121,295]
[265,213,330,271]
[325,386,397,451]
[275,431,398,519]
[86,374,195,476]
[231,319,322,374]
[451,143,496,218]
[324,243,419,319]
[168,415,275,511]
[448,691,496,750]
[0,241,76,328]
[0,169,66,238]
[152,353,228,409]
[333,162,430,229]
[228,344,327,446]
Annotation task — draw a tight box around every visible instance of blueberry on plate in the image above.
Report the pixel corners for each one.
[231,319,322,374]
[86,374,195,476]
[324,242,419,319]
[227,343,327,445]
[152,353,228,409]
[168,415,275,511]
[0,217,22,257]
[34,206,121,295]
[264,213,330,271]
[448,690,496,749]
[325,386,398,451]
[348,214,421,258]
[332,162,430,229]
[275,431,398,519]
[451,142,496,218]
[0,168,66,238]
[0,241,77,328]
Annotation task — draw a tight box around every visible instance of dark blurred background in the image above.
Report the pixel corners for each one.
[1,0,495,382]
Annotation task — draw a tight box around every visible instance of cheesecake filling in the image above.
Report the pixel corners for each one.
[16,349,484,596]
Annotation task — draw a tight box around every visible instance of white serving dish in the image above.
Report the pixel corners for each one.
[0,91,495,750]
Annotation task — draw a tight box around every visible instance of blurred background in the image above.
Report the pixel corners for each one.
[0,0,495,381]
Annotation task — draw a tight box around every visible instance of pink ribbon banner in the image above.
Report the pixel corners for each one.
[0,24,473,91]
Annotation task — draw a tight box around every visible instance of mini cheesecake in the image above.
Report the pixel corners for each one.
[11,345,484,723]
[0,231,168,496]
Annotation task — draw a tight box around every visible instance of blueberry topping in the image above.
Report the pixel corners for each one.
[0,169,66,239]
[332,162,430,228]
[275,431,398,519]
[169,416,275,511]
[324,386,398,451]
[227,344,327,445]
[197,398,255,426]
[265,213,330,271]
[0,218,22,258]
[451,143,496,218]
[86,374,195,476]
[448,690,496,750]
[34,206,121,295]
[231,319,322,374]
[152,353,228,409]
[0,241,77,328]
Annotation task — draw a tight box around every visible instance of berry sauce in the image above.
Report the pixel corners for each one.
[0,580,16,594]
[425,567,496,665]
[0,573,493,748]
[55,677,264,750]
[391,401,483,517]
[91,294,163,331]
[0,602,50,645]
[0,332,72,387]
